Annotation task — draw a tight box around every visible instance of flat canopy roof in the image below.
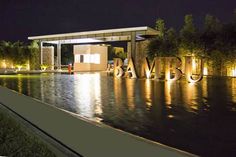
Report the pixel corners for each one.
[28,26,159,44]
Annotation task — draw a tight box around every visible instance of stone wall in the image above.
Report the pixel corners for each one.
[42,46,54,70]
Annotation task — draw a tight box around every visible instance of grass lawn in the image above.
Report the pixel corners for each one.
[0,109,56,157]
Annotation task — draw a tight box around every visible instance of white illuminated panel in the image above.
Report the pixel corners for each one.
[75,54,100,64]
[84,54,90,63]
[91,54,100,64]
[75,55,80,63]
[232,69,236,77]
[203,67,208,75]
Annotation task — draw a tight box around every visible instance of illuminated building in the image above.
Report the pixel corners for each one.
[28,27,159,72]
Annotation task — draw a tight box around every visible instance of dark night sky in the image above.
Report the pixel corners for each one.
[0,0,235,42]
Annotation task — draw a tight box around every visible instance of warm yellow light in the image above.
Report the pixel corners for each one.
[145,79,152,109]
[232,69,236,77]
[191,106,198,110]
[203,67,208,75]
[165,81,172,105]
[16,65,22,71]
[167,115,174,118]
[26,64,30,70]
[145,71,151,78]
[26,60,30,70]
[192,58,196,71]
[2,60,6,68]
[40,65,48,71]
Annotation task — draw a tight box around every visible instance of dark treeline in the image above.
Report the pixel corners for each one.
[0,40,75,70]
[148,10,236,75]
[0,41,40,70]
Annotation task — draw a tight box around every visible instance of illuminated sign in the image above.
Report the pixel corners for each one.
[114,56,204,83]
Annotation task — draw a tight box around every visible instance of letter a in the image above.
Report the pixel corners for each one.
[125,58,137,78]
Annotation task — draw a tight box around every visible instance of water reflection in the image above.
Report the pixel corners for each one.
[0,74,236,156]
[113,78,123,107]
[144,79,152,109]
[185,83,199,112]
[125,78,135,110]
[73,73,102,119]
[17,75,23,93]
[164,81,172,106]
[40,74,45,102]
[202,76,208,98]
[26,77,31,96]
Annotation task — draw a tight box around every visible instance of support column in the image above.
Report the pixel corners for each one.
[127,42,131,60]
[127,32,136,60]
[131,32,136,60]
[57,41,61,70]
[40,41,43,65]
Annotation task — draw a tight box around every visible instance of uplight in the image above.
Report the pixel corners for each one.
[2,60,6,68]
[203,67,208,75]
[232,69,236,77]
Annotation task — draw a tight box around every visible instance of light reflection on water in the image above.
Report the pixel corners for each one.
[0,73,236,156]
[73,73,102,119]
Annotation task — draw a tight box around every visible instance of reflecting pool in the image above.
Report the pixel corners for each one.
[0,73,236,156]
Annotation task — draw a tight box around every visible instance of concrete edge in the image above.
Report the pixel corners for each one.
[0,102,82,157]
